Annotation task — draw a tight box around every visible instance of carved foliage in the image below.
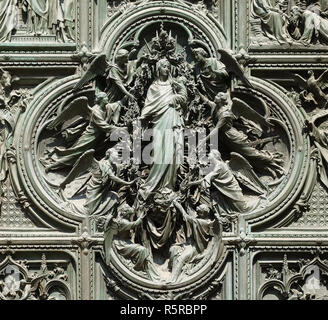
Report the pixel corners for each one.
[0,253,71,300]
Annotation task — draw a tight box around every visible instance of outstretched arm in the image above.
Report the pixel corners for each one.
[196,88,216,109]
[205,116,227,142]
[119,216,144,231]
[108,171,135,186]
[114,80,135,101]
[173,200,193,223]
[107,66,135,101]
[92,107,118,133]
[187,178,204,187]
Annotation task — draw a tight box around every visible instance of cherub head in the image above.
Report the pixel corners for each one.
[214,91,230,107]
[290,5,303,20]
[153,188,176,212]
[119,203,134,218]
[192,48,208,62]
[115,49,129,64]
[196,204,210,217]
[0,69,13,91]
[95,91,108,106]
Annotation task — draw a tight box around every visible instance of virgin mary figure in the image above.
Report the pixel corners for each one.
[138,59,187,201]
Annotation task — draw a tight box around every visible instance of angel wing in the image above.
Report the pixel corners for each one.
[290,73,308,90]
[232,97,271,129]
[228,152,267,195]
[73,54,108,91]
[309,109,328,126]
[0,109,15,132]
[47,97,91,130]
[60,149,96,189]
[316,69,328,92]
[217,49,253,88]
[30,275,46,293]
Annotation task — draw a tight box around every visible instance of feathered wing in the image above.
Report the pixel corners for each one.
[60,149,96,189]
[232,97,271,130]
[290,73,308,90]
[309,109,328,126]
[228,152,267,195]
[218,49,253,88]
[73,54,108,91]
[316,69,328,92]
[47,96,91,130]
[0,109,15,133]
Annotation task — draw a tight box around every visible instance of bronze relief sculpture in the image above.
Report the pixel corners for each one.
[0,0,326,300]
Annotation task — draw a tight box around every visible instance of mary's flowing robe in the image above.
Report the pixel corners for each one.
[139,79,187,199]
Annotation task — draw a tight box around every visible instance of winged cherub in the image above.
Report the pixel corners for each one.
[44,92,125,173]
[192,47,253,100]
[200,91,285,178]
[73,48,143,103]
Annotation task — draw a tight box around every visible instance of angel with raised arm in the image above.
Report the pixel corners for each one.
[305,110,328,190]
[57,147,136,215]
[187,149,252,214]
[201,91,285,178]
[44,92,124,173]
[84,148,136,215]
[169,202,217,283]
[103,204,160,281]
[192,47,229,100]
[192,47,253,101]
[73,48,140,103]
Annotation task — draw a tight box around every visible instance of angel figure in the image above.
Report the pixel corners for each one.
[88,149,136,215]
[44,92,123,173]
[290,5,328,45]
[192,48,253,101]
[203,91,285,178]
[54,146,136,215]
[187,149,253,214]
[73,48,138,103]
[305,110,328,190]
[0,0,18,42]
[103,204,160,281]
[192,47,229,100]
[291,70,328,108]
[169,202,217,283]
[0,69,31,199]
[251,0,291,44]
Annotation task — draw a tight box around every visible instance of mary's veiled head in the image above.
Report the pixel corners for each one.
[156,58,171,80]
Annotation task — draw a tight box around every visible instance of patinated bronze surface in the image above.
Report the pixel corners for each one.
[0,0,327,300]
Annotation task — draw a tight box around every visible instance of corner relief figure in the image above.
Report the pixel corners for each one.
[0,0,76,43]
[0,0,18,42]
[251,0,291,45]
[16,3,304,293]
[0,69,31,208]
[250,0,328,47]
